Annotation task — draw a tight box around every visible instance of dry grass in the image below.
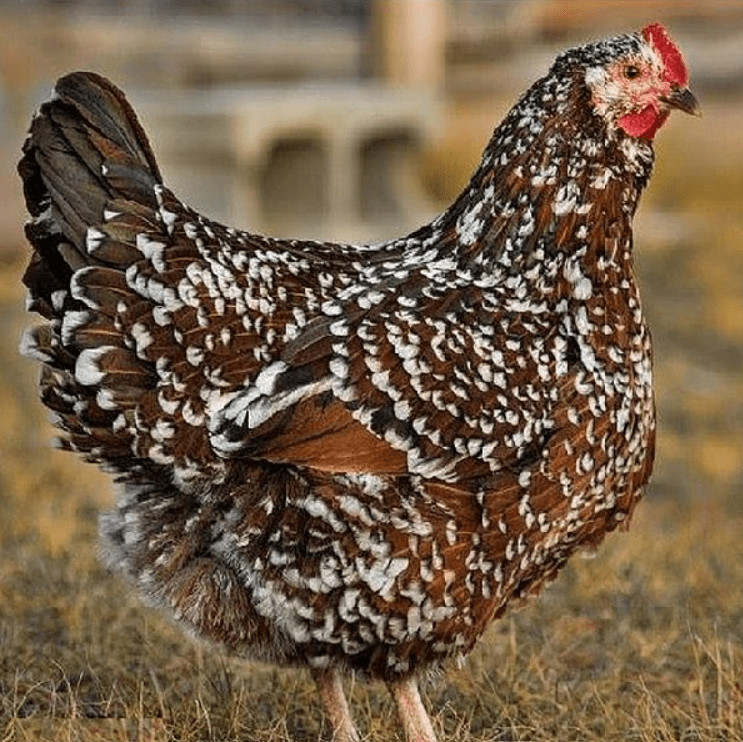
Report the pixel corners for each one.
[1,389,741,742]
[1,59,742,742]
[0,362,741,742]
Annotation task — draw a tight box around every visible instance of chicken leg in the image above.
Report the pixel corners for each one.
[389,676,437,742]
[313,667,360,742]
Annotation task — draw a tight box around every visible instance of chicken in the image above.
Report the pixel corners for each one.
[19,23,698,742]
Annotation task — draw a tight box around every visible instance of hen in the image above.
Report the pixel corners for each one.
[19,23,697,742]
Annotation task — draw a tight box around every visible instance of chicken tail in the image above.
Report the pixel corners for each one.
[19,71,162,317]
[18,72,169,470]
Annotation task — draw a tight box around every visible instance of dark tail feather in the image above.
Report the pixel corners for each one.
[19,72,167,470]
[19,71,162,315]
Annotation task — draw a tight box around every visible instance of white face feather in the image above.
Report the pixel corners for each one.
[585,41,668,124]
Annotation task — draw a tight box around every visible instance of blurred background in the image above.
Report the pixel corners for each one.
[0,2,742,738]
[0,0,739,240]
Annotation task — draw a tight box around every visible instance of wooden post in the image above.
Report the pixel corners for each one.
[372,0,447,90]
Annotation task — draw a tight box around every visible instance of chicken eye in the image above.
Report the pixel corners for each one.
[624,64,641,79]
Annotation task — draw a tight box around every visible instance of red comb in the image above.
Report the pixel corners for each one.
[643,23,689,86]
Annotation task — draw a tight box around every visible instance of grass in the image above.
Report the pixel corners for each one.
[1,86,742,742]
[1,410,741,742]
[1,432,741,742]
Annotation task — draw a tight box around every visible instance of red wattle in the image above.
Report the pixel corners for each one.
[618,105,669,140]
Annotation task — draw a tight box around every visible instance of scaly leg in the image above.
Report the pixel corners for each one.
[389,676,438,742]
[312,667,360,742]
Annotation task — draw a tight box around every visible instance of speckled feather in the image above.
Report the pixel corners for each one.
[18,27,690,709]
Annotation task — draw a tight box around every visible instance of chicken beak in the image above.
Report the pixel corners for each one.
[664,85,701,116]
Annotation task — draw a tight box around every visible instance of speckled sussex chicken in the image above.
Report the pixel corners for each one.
[19,23,697,742]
